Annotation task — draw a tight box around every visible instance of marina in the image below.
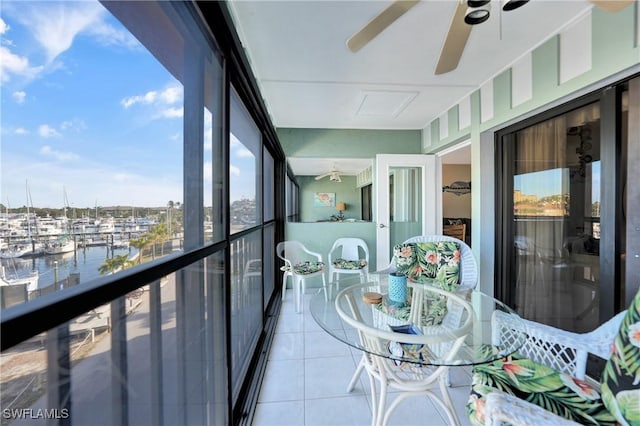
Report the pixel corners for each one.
[0,245,138,303]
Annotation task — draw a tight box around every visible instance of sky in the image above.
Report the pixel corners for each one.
[514,163,601,204]
[1,1,255,209]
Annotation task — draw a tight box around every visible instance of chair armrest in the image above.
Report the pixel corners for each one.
[484,392,579,426]
[302,247,324,262]
[493,310,625,379]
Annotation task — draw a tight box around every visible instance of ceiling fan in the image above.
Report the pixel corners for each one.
[315,167,343,182]
[346,0,634,75]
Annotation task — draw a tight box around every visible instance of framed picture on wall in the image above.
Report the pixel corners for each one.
[314,192,335,207]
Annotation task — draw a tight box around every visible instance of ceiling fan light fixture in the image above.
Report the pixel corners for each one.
[467,0,491,7]
[464,7,491,25]
[502,0,529,12]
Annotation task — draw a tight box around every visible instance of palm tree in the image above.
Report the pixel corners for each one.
[99,254,133,275]
[129,235,149,264]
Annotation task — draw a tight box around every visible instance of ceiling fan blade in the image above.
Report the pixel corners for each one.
[590,0,633,13]
[347,0,420,53]
[434,0,472,75]
[315,173,331,180]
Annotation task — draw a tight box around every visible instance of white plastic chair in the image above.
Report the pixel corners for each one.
[336,283,473,426]
[327,237,369,283]
[348,234,478,392]
[276,241,327,313]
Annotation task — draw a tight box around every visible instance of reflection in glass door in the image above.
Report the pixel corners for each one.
[389,167,422,250]
[511,102,603,332]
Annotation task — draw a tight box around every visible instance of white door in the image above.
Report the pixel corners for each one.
[375,154,439,269]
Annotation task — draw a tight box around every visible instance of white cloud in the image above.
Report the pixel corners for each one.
[60,118,86,133]
[14,128,29,135]
[122,84,183,109]
[204,161,212,183]
[0,46,43,83]
[230,164,241,176]
[25,2,106,63]
[12,91,26,103]
[0,18,9,35]
[38,124,61,138]
[113,173,135,182]
[160,86,182,104]
[85,19,140,50]
[235,147,254,158]
[39,145,79,161]
[122,91,157,108]
[161,107,183,119]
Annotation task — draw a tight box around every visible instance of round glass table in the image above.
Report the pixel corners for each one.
[309,276,527,367]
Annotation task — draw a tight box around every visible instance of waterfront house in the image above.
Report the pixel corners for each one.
[0,1,638,425]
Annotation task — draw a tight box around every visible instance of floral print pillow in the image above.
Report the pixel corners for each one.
[601,290,640,425]
[393,242,461,291]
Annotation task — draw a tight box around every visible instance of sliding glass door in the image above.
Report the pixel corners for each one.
[496,77,636,334]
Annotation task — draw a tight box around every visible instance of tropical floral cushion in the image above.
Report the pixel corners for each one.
[374,290,448,327]
[292,261,324,275]
[467,354,617,426]
[332,258,367,270]
[393,242,461,291]
[601,290,640,425]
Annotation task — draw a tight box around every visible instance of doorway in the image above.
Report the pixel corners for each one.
[374,154,437,268]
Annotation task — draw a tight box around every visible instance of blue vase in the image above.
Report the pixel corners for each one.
[388,273,407,304]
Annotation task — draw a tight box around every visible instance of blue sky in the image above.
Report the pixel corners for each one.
[1,1,254,209]
[514,163,601,203]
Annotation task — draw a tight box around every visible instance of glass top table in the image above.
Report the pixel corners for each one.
[309,275,527,367]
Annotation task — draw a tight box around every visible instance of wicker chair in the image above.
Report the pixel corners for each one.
[336,283,474,426]
[467,290,640,426]
[347,235,478,392]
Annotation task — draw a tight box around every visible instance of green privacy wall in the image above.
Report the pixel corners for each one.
[285,221,379,285]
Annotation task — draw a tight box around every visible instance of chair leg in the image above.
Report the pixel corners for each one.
[346,355,365,392]
[281,273,288,301]
[294,275,302,313]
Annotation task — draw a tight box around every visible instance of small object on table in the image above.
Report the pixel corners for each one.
[388,272,408,306]
[363,292,383,304]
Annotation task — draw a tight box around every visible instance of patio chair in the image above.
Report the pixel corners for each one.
[336,284,474,426]
[327,237,369,284]
[347,235,478,391]
[466,289,640,426]
[276,240,326,313]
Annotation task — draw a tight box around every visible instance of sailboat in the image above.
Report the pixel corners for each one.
[44,235,75,254]
[45,187,75,255]
[0,266,39,292]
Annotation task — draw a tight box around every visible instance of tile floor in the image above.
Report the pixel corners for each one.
[252,289,475,426]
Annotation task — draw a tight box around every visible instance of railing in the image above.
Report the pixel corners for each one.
[0,243,224,425]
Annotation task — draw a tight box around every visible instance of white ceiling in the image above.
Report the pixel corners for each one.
[227,0,601,172]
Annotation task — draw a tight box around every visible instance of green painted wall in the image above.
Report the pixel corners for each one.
[285,221,378,287]
[277,128,421,158]
[297,176,362,222]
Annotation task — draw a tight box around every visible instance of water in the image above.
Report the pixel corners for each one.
[1,246,138,291]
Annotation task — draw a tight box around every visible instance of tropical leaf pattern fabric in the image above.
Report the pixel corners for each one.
[466,354,617,426]
[392,242,461,291]
[601,290,640,426]
[289,261,324,275]
[332,258,367,270]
